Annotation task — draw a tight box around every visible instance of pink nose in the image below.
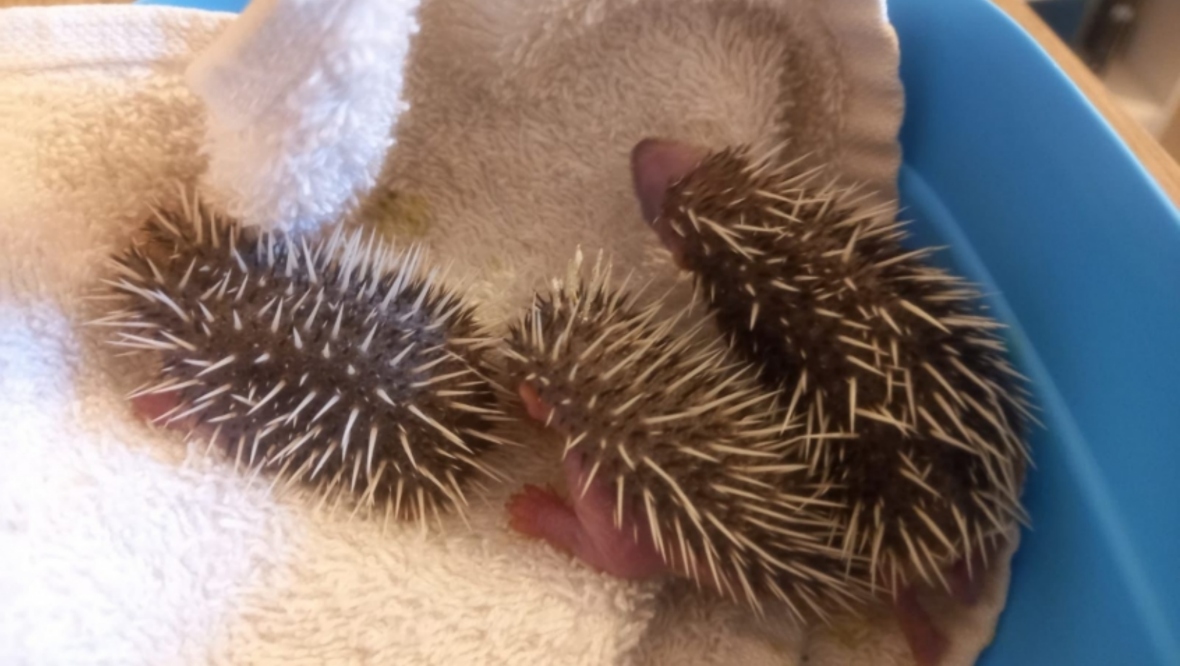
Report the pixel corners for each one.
[629,139,707,270]
[629,138,705,223]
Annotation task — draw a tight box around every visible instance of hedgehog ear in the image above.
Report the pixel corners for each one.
[630,138,705,223]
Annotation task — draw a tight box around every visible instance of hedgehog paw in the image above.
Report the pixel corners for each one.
[895,585,950,666]
[507,484,580,548]
[131,391,180,424]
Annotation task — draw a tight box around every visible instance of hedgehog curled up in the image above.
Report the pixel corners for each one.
[629,138,1037,660]
[631,139,1035,578]
[502,252,875,620]
[92,198,514,524]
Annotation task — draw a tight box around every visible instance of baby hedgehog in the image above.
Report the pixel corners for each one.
[502,251,871,622]
[91,194,512,523]
[631,138,1035,597]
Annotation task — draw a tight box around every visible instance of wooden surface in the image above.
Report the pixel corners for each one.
[1163,109,1180,162]
[990,0,1180,209]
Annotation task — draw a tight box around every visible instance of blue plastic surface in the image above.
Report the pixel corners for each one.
[135,0,242,11]
[136,0,1180,662]
[889,1,1180,664]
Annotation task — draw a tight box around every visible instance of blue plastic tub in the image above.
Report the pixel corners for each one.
[890,1,1180,664]
[136,0,1180,662]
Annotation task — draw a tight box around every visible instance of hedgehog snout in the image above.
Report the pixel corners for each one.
[630,138,705,222]
[631,138,709,269]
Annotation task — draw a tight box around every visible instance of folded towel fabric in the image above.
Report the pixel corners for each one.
[0,1,1016,664]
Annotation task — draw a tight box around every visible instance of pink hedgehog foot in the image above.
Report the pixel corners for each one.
[131,392,179,423]
[130,390,207,436]
[505,473,666,580]
[895,586,951,666]
[947,552,989,607]
[506,484,582,546]
[507,384,669,580]
[888,547,993,666]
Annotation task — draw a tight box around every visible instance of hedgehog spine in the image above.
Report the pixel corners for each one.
[504,249,874,620]
[644,141,1035,595]
[93,193,513,525]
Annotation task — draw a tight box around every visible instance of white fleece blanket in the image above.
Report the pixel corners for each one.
[0,1,1016,664]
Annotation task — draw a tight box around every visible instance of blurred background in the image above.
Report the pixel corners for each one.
[1030,0,1180,160]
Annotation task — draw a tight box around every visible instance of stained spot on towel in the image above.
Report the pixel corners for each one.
[355,188,434,240]
[484,256,506,274]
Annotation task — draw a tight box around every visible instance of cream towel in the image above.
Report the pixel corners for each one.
[0,1,1016,664]
[186,0,419,233]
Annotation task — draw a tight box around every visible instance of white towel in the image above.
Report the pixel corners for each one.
[0,1,1017,664]
[186,0,419,234]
